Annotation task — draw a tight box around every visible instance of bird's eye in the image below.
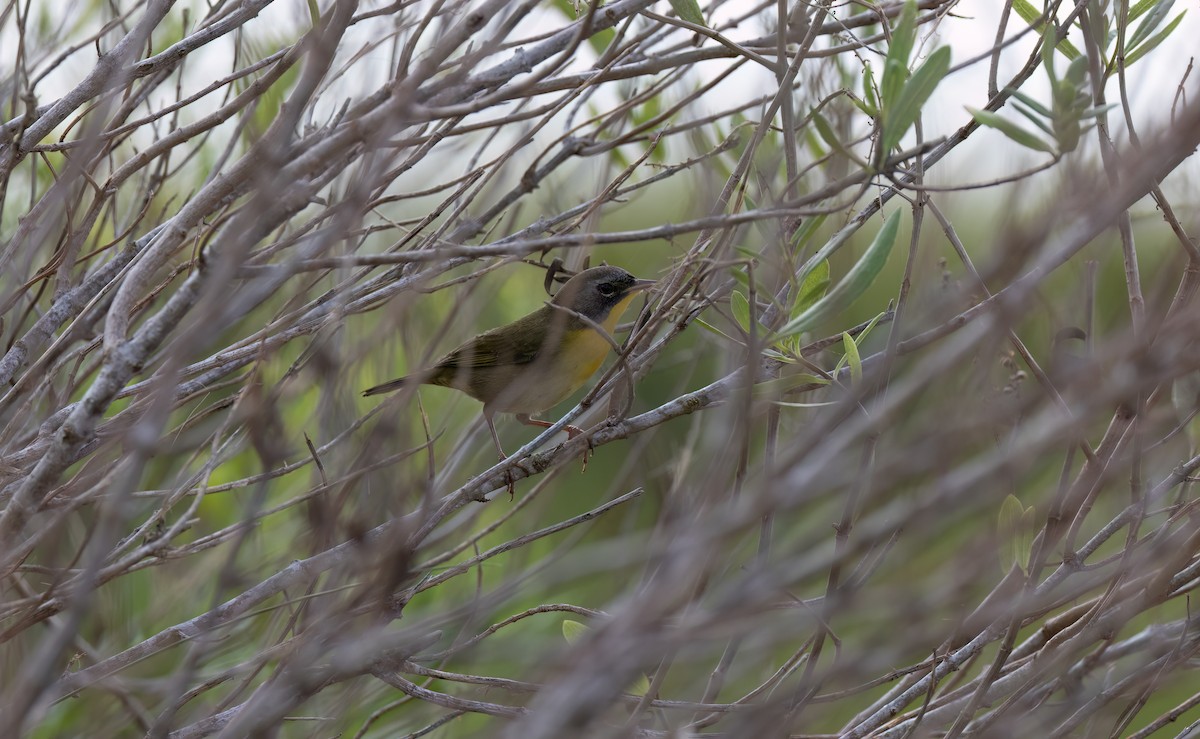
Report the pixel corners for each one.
[598,283,617,297]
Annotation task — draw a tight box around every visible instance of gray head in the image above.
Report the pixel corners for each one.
[550,266,655,323]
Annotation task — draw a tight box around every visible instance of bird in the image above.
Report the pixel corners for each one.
[363,265,655,460]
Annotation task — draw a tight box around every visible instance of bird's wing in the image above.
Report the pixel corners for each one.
[435,308,555,370]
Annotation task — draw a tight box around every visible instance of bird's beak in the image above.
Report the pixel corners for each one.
[631,278,657,292]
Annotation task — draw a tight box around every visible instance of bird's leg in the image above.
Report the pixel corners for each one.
[485,413,516,500]
[516,414,591,469]
[515,413,585,437]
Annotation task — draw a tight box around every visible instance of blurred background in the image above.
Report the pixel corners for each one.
[2,0,1200,736]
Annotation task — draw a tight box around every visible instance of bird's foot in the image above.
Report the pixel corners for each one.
[515,415,592,471]
[496,455,516,500]
[564,426,593,470]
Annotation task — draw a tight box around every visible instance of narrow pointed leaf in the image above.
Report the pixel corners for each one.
[1041,24,1058,76]
[813,112,845,153]
[862,63,879,116]
[1054,37,1081,60]
[562,619,588,643]
[1080,103,1119,119]
[696,318,741,344]
[853,309,888,346]
[842,332,862,383]
[794,260,830,316]
[1019,505,1038,571]
[889,0,918,68]
[881,46,951,153]
[753,374,830,400]
[775,210,901,340]
[1064,55,1089,87]
[880,1,917,108]
[880,59,909,115]
[1009,89,1053,117]
[628,674,653,697]
[791,213,827,252]
[1012,102,1057,136]
[1129,0,1161,22]
[998,494,1027,574]
[1012,0,1043,25]
[1126,11,1185,66]
[669,0,707,27]
[730,290,751,333]
[968,107,1056,154]
[1127,0,1175,49]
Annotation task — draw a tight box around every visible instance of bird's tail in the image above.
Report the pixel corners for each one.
[362,376,413,397]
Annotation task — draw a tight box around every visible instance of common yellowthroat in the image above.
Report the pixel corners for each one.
[363,266,655,458]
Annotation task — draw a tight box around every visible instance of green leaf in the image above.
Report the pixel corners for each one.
[753,374,830,400]
[1127,0,1175,50]
[1080,103,1119,119]
[1054,37,1082,61]
[812,112,869,168]
[609,146,630,170]
[1017,0,1084,58]
[1063,55,1089,88]
[734,245,763,261]
[1021,505,1039,559]
[1083,2,1108,50]
[1041,24,1058,77]
[881,46,951,154]
[773,399,838,409]
[586,29,616,55]
[628,674,652,697]
[630,95,661,128]
[1028,17,1081,64]
[813,112,844,153]
[562,619,588,644]
[1173,372,1200,450]
[774,210,902,340]
[862,63,879,117]
[791,214,827,253]
[851,95,877,118]
[998,494,1029,574]
[853,309,888,348]
[555,0,618,49]
[1009,89,1053,118]
[695,318,741,344]
[968,107,1056,154]
[669,0,706,26]
[880,59,909,117]
[1126,10,1185,67]
[880,0,918,108]
[562,617,652,696]
[842,332,862,384]
[1052,112,1082,153]
[730,290,751,333]
[1052,78,1080,113]
[1011,0,1043,26]
[1011,102,1057,136]
[306,0,320,26]
[793,259,830,316]
[1129,0,1162,23]
[805,127,828,159]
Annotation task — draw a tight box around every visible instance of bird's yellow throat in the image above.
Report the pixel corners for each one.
[558,290,641,385]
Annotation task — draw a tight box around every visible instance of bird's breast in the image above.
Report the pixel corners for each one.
[483,327,610,414]
[485,291,640,414]
[557,327,613,388]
